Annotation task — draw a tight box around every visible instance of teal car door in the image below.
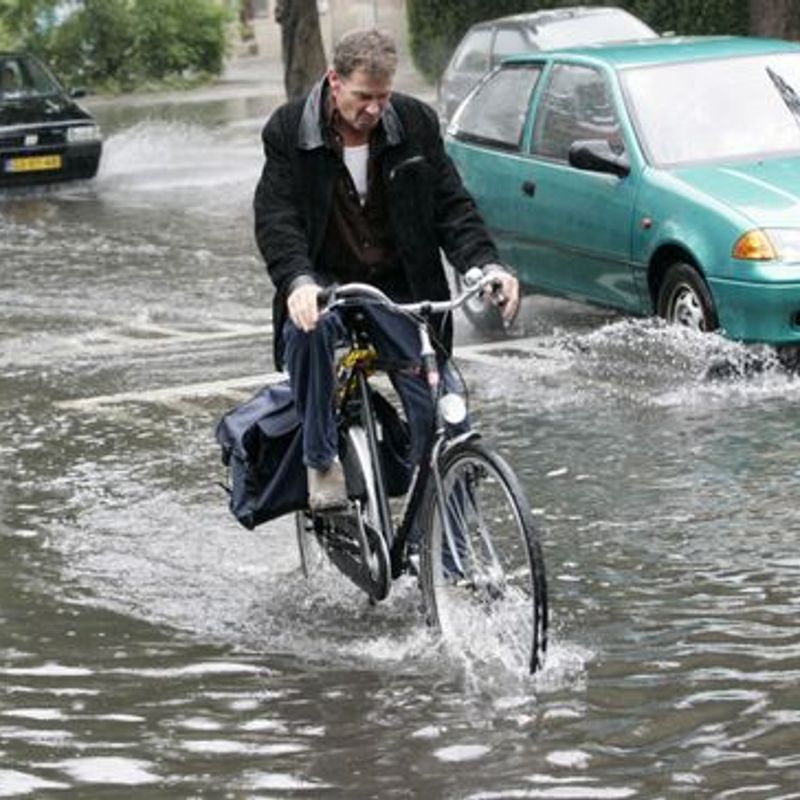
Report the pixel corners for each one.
[517,61,641,310]
[445,64,545,268]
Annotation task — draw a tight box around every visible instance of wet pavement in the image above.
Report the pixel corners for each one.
[1,55,800,798]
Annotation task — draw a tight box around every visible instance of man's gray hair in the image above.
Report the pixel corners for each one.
[332,28,398,80]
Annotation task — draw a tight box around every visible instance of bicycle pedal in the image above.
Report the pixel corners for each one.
[406,551,420,578]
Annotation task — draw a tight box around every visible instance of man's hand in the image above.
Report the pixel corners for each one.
[287,283,323,332]
[482,264,520,324]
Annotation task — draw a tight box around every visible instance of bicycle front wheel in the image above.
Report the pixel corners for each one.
[420,439,548,673]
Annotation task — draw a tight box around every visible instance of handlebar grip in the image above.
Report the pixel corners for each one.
[316,285,335,309]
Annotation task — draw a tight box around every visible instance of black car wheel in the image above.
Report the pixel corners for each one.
[657,262,719,333]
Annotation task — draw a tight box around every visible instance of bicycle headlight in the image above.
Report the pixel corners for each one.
[438,393,467,425]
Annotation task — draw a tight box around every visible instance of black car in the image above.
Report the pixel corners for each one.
[438,6,658,122]
[1,53,102,186]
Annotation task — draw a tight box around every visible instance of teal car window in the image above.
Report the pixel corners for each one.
[532,64,622,161]
[622,52,800,166]
[451,65,542,150]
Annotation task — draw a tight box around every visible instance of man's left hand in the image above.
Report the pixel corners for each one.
[482,264,520,324]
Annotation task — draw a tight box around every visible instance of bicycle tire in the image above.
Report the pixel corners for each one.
[420,439,548,673]
[295,511,314,578]
[345,425,381,526]
[294,424,390,599]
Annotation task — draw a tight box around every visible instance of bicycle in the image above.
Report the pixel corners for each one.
[294,269,548,673]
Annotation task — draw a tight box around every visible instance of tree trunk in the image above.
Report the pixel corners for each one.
[749,0,800,38]
[275,0,327,100]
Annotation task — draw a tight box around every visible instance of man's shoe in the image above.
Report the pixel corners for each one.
[308,459,348,512]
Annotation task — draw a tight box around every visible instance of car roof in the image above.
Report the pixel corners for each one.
[468,5,636,31]
[502,35,800,69]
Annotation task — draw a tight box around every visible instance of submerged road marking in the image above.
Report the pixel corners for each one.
[1,321,271,368]
[55,336,559,410]
[56,373,285,410]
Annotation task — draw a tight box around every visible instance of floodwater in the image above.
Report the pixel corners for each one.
[2,68,800,799]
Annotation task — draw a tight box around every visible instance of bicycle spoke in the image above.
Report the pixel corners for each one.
[421,441,547,674]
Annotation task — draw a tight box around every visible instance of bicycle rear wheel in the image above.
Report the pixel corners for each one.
[332,424,391,601]
[295,425,389,601]
[420,439,548,673]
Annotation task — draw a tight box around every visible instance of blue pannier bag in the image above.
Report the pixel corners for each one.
[215,382,307,529]
[216,382,413,530]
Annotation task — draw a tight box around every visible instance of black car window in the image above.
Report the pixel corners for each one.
[23,57,62,96]
[493,28,531,63]
[0,56,61,100]
[0,58,26,98]
[531,63,623,162]
[451,29,492,74]
[451,64,543,150]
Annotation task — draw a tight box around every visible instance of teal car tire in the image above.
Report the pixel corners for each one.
[657,262,719,334]
[454,270,506,334]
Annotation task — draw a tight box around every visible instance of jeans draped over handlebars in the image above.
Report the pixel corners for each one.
[282,303,461,471]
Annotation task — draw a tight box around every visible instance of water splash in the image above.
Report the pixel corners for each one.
[468,317,800,413]
[96,120,260,196]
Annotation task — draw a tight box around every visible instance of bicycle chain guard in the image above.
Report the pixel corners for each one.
[315,508,391,602]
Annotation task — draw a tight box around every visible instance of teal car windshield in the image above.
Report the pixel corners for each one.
[622,52,800,166]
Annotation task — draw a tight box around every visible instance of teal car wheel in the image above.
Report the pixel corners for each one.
[454,270,506,334]
[657,263,719,333]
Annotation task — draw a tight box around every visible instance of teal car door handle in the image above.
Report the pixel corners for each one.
[521,180,536,197]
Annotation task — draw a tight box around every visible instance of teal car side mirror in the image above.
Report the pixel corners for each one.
[569,139,630,178]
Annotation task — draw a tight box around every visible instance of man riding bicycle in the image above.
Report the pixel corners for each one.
[254,27,518,511]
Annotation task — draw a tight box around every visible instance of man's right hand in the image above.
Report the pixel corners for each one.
[287,283,323,332]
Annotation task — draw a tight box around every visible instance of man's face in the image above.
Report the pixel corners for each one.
[329,67,392,136]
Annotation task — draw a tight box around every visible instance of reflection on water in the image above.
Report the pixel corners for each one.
[2,109,800,797]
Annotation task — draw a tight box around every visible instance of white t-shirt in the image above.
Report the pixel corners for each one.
[343,144,369,205]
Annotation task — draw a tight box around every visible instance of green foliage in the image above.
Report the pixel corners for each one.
[132,0,229,81]
[45,0,136,88]
[407,0,753,82]
[0,0,55,37]
[1,0,230,92]
[623,0,749,36]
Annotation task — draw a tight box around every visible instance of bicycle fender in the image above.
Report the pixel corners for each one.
[439,430,481,458]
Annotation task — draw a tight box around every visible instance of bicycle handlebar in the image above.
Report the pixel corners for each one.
[318,267,505,317]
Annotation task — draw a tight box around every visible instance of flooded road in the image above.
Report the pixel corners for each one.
[2,68,800,798]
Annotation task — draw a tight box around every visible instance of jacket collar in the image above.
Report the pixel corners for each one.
[297,76,404,150]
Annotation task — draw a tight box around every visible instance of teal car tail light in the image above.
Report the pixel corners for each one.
[733,229,800,262]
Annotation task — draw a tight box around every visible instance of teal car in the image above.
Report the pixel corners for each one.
[445,36,800,351]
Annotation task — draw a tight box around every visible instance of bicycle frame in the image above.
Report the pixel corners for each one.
[327,273,495,582]
[340,340,395,546]
[298,270,547,672]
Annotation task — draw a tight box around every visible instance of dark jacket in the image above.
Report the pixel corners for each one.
[253,77,500,369]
